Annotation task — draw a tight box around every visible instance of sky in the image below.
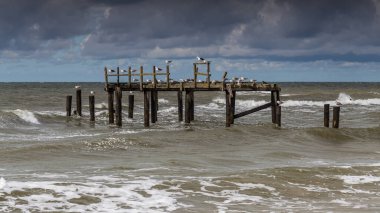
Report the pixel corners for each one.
[0,0,380,82]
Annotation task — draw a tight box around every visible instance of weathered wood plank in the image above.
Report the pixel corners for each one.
[234,102,272,119]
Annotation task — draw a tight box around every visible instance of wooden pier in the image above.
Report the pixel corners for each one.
[100,61,282,127]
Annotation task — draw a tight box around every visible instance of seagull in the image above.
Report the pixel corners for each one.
[108,69,115,73]
[0,177,6,189]
[131,69,137,73]
[74,85,81,89]
[165,60,172,64]
[196,56,206,62]
[120,69,127,73]
[155,67,163,72]
[90,91,95,95]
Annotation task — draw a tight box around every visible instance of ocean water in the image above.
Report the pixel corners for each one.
[0,82,379,212]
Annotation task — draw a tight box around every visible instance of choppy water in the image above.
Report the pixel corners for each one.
[0,82,380,212]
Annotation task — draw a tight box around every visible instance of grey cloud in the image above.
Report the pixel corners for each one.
[1,0,380,62]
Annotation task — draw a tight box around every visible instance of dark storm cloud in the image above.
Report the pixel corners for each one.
[1,0,380,61]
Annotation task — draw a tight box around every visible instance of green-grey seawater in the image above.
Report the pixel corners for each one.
[0,82,380,212]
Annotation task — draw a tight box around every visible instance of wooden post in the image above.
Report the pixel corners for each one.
[226,91,232,127]
[66,95,72,116]
[144,90,150,127]
[324,104,330,127]
[231,91,236,124]
[222,72,227,91]
[108,90,114,124]
[128,94,134,119]
[128,66,132,88]
[153,66,157,89]
[271,91,276,123]
[276,106,281,127]
[185,90,191,124]
[140,66,144,91]
[207,61,210,88]
[104,67,108,87]
[333,106,340,128]
[166,65,170,89]
[177,91,183,122]
[117,67,120,85]
[151,90,157,123]
[89,94,95,122]
[193,63,197,88]
[76,87,82,116]
[115,87,122,127]
[190,90,194,121]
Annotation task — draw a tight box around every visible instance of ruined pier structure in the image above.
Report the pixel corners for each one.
[100,61,282,127]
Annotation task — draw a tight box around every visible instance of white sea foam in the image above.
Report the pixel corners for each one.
[158,98,169,104]
[337,175,380,185]
[0,177,6,189]
[0,177,187,212]
[12,109,40,124]
[95,102,108,109]
[331,199,351,206]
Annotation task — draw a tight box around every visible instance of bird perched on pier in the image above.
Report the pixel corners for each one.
[120,69,127,73]
[165,60,172,64]
[196,56,206,63]
[90,91,95,95]
[131,69,137,73]
[155,67,163,72]
[108,69,115,73]
[74,85,81,89]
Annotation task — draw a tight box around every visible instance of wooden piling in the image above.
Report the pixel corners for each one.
[207,62,211,88]
[231,91,236,124]
[128,94,134,119]
[324,104,330,127]
[271,91,276,123]
[177,91,183,122]
[166,65,170,89]
[185,90,191,124]
[144,90,150,127]
[128,66,132,88]
[193,63,197,88]
[117,67,120,85]
[151,90,157,123]
[276,105,281,127]
[115,87,122,127]
[76,88,82,116]
[190,90,194,121]
[66,95,72,117]
[89,95,95,122]
[153,66,157,89]
[108,90,114,124]
[140,66,144,91]
[333,106,340,128]
[226,91,232,127]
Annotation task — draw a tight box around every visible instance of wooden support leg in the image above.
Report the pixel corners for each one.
[190,91,195,121]
[276,106,281,127]
[108,91,114,124]
[324,104,330,127]
[76,88,82,116]
[333,106,340,128]
[271,91,276,123]
[185,90,191,124]
[144,90,150,127]
[151,91,157,123]
[115,87,122,127]
[177,91,183,122]
[226,91,232,127]
[89,95,95,122]
[128,94,134,119]
[66,95,72,117]
[231,91,236,124]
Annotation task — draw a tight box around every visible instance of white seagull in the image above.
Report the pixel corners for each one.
[74,85,81,89]
[90,91,95,95]
[155,67,163,72]
[108,69,115,73]
[131,69,137,73]
[165,60,172,64]
[120,69,127,73]
[197,56,205,61]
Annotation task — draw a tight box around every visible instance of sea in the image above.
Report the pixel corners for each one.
[0,82,379,212]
